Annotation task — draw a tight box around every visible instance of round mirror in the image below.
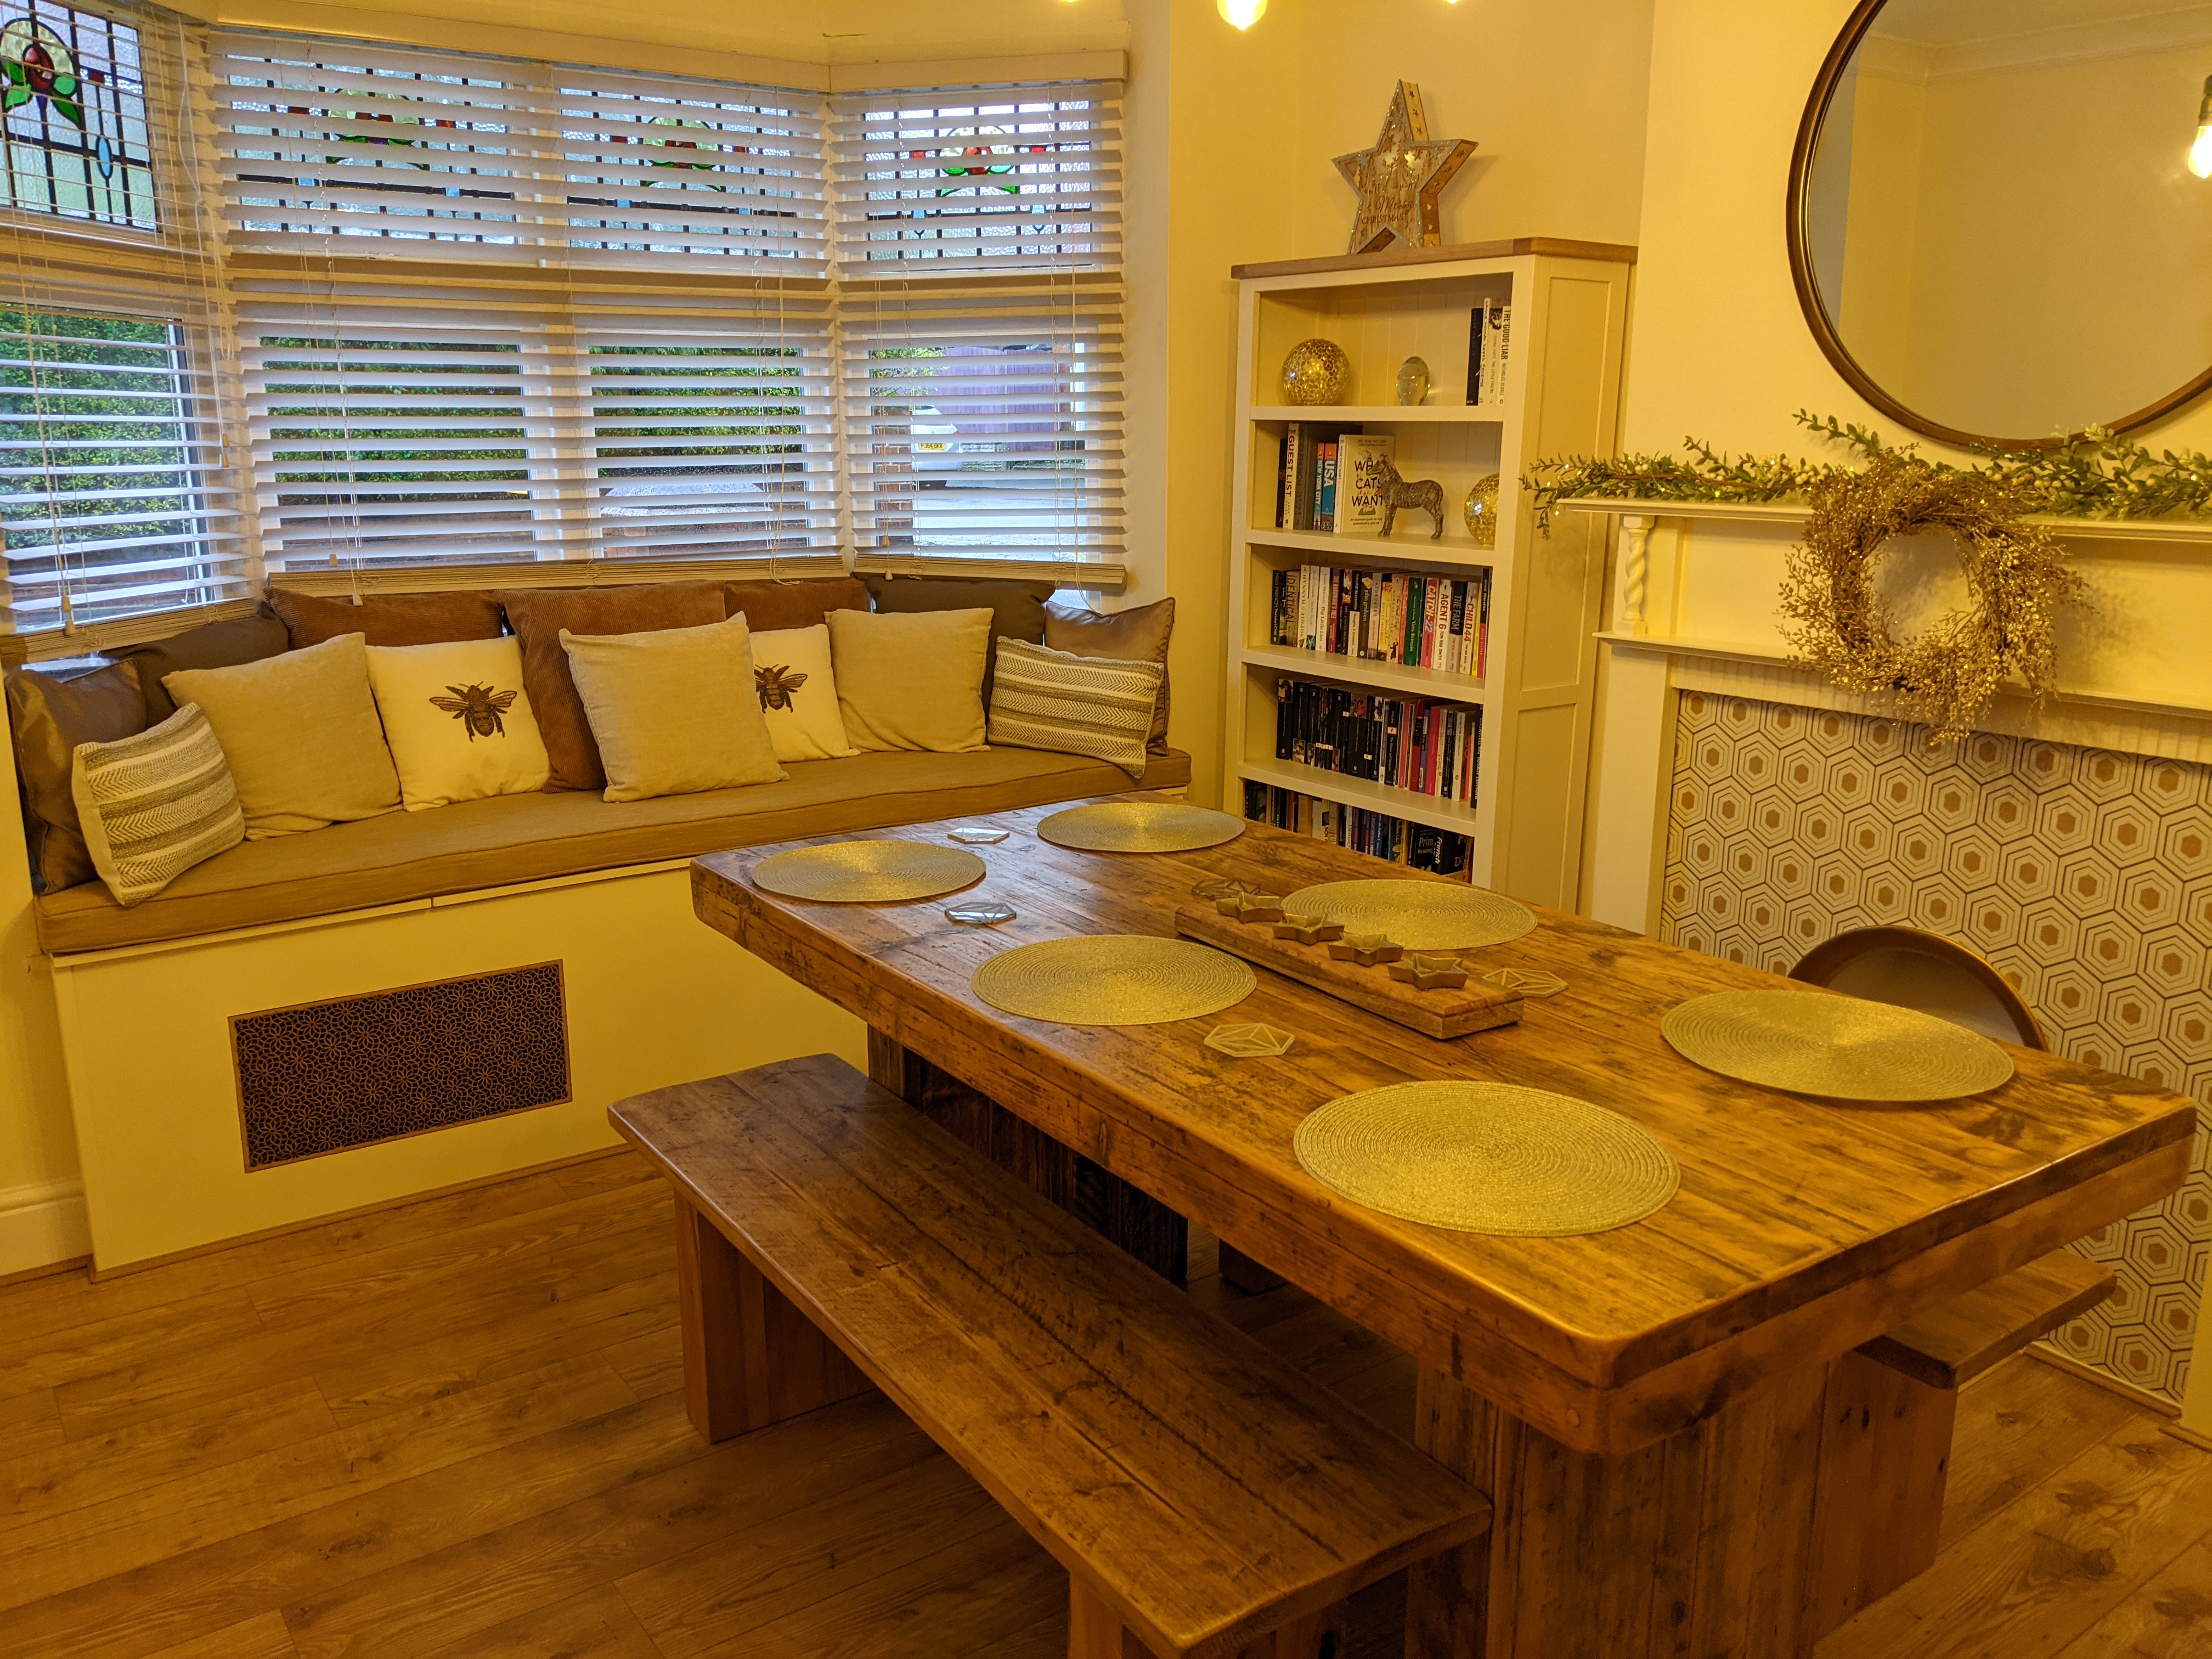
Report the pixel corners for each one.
[1789,0,2212,448]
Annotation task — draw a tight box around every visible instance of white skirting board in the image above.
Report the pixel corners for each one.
[0,1178,89,1277]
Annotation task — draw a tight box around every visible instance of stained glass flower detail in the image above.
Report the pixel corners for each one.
[909,126,1048,197]
[2,19,84,131]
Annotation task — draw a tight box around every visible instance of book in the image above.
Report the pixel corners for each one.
[1314,442,1340,533]
[1336,434,1397,535]
[1278,422,1299,529]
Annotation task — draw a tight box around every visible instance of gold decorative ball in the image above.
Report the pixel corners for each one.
[1463,475,1500,548]
[1279,338,1352,405]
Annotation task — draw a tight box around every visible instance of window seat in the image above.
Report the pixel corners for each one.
[38,746,1190,956]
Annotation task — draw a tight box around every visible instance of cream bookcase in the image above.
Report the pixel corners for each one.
[1225,239,1634,911]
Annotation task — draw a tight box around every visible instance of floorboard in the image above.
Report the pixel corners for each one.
[0,1166,2202,1658]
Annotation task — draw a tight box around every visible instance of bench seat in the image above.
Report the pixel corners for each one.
[611,1055,1491,1659]
[38,746,1188,955]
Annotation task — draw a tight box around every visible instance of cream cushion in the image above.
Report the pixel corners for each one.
[748,623,857,764]
[366,636,552,811]
[162,633,401,838]
[70,703,245,907]
[559,614,786,803]
[827,606,991,754]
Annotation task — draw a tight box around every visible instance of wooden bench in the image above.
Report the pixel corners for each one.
[610,1053,1492,1659]
[1810,1247,2115,1635]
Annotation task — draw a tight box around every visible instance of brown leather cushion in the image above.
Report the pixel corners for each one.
[1045,597,1176,754]
[862,575,1054,704]
[35,746,1193,954]
[493,583,727,793]
[106,612,291,724]
[722,575,870,634]
[4,659,144,891]
[267,586,506,650]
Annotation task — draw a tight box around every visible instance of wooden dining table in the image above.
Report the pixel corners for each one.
[689,793,2196,1659]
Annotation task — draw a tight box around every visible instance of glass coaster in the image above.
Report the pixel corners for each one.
[948,826,1010,845]
[946,900,1018,926]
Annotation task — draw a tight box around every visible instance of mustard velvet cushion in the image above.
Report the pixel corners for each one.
[827,606,992,754]
[558,614,786,803]
[986,637,1164,781]
[366,637,552,810]
[748,624,857,764]
[70,703,245,907]
[162,633,402,838]
[4,659,145,891]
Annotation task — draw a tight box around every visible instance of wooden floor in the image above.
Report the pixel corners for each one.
[2,1150,2208,1658]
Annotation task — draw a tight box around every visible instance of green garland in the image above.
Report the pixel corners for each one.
[1522,411,2212,531]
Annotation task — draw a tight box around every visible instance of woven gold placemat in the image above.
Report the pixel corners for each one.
[972,935,1256,1026]
[1037,802,1246,854]
[1661,989,2015,1102]
[1294,1081,1680,1235]
[1283,880,1537,952]
[751,840,986,904]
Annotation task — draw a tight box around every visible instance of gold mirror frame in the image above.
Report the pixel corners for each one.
[1786,0,2212,452]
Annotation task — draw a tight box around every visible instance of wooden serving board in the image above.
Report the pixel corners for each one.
[1173,905,1522,1040]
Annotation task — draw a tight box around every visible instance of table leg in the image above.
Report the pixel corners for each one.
[674,1194,872,1443]
[867,1029,1189,1283]
[1805,1351,1954,1637]
[1408,1361,1833,1659]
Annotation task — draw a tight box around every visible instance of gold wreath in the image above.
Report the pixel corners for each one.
[1778,453,2087,744]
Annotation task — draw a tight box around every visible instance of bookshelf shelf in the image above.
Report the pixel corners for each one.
[1224,242,1633,906]
[1240,644,1485,701]
[1244,526,1500,563]
[1238,760,1482,837]
[1246,404,1506,424]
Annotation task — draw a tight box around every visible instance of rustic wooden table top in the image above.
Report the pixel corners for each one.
[692,795,2196,1455]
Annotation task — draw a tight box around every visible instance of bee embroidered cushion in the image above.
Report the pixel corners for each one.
[746,624,857,764]
[558,614,786,803]
[364,637,551,810]
[826,607,993,755]
[161,633,401,838]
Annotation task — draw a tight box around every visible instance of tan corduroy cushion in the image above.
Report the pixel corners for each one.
[560,614,786,803]
[268,586,507,650]
[162,633,402,838]
[107,612,291,724]
[1045,596,1176,754]
[722,575,870,634]
[4,659,144,891]
[497,583,727,793]
[366,636,552,810]
[827,606,992,754]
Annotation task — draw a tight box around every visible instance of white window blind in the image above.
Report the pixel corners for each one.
[208,34,827,269]
[232,267,836,573]
[831,84,1123,579]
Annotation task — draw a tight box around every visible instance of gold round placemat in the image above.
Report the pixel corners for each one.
[1037,802,1246,854]
[972,935,1256,1026]
[1661,989,2015,1102]
[1294,1081,1679,1235]
[751,840,986,904]
[1283,880,1537,952]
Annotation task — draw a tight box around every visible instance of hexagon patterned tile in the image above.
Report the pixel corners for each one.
[1661,691,2212,1407]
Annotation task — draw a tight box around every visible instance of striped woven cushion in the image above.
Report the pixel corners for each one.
[986,637,1164,781]
[69,703,245,907]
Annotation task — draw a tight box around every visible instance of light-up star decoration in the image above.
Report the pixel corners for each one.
[1333,81,1476,255]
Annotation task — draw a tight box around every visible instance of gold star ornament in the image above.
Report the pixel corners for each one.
[1334,81,1476,255]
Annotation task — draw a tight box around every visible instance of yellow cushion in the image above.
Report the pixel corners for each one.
[750,623,858,763]
[559,614,786,803]
[828,606,991,754]
[366,636,551,810]
[162,633,400,838]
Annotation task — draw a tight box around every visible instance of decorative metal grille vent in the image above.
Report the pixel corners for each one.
[231,962,570,1169]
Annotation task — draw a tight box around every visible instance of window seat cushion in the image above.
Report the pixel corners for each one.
[37,745,1191,955]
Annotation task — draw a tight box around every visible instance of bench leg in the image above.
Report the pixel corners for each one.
[1807,1351,1956,1638]
[1069,1580,1348,1659]
[674,1193,872,1444]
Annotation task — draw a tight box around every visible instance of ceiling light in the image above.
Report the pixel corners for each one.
[2193,75,2212,177]
[1217,0,1267,29]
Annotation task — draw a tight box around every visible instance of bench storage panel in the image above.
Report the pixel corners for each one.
[612,1054,1492,1659]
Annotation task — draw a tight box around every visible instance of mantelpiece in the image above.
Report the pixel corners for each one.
[1571,498,2212,933]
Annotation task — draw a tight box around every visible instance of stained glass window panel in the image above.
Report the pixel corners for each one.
[0,2,155,232]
